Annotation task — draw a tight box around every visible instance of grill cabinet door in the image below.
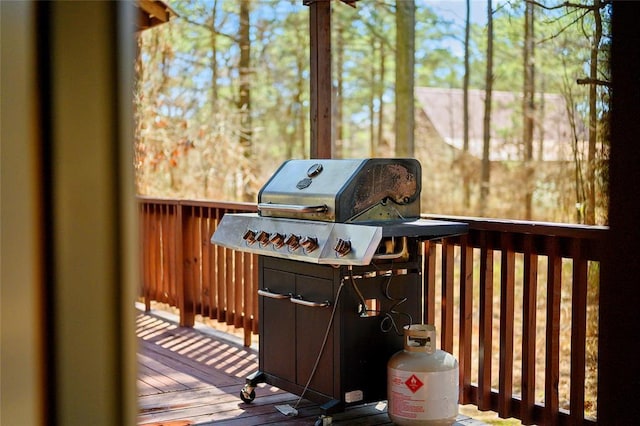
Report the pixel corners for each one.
[260,268,295,383]
[295,274,334,397]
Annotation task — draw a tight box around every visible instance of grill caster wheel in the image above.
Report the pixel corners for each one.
[315,414,332,426]
[239,385,256,403]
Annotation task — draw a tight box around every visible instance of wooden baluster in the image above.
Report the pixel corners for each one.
[234,249,243,328]
[163,203,172,305]
[207,209,218,320]
[478,230,494,411]
[545,236,562,425]
[224,247,233,324]
[142,203,151,310]
[192,207,202,316]
[173,204,180,306]
[521,234,538,424]
[251,253,259,336]
[458,234,474,405]
[423,240,436,325]
[216,240,226,323]
[570,238,588,423]
[498,232,515,418]
[212,208,222,320]
[243,251,253,347]
[441,238,455,353]
[201,208,212,318]
[149,203,159,305]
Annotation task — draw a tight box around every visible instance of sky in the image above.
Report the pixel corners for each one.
[423,0,490,25]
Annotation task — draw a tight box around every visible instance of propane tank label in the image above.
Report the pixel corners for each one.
[388,368,458,420]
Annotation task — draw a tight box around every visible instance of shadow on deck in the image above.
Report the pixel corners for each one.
[136,307,489,425]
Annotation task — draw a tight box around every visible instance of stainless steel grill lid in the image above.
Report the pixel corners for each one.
[257,158,421,223]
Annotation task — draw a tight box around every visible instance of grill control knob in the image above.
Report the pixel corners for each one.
[256,231,271,246]
[242,230,257,245]
[285,234,301,251]
[307,163,323,177]
[300,236,319,253]
[334,238,352,257]
[269,233,285,248]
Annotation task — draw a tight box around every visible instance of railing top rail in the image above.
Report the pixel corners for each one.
[137,197,258,212]
[137,196,180,206]
[137,197,606,240]
[423,213,607,240]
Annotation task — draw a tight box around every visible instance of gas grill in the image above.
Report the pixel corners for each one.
[210,158,467,416]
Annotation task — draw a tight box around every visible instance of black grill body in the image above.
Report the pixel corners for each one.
[254,255,421,414]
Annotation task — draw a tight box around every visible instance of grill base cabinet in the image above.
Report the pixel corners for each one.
[244,255,422,414]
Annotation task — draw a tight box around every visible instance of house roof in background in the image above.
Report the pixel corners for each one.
[415,87,586,162]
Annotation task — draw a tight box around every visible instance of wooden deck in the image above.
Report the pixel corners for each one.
[136,307,489,425]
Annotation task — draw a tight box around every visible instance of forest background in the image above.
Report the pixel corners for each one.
[135,0,610,226]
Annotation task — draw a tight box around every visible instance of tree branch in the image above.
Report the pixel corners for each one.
[182,16,238,43]
[577,77,612,88]
[526,0,612,11]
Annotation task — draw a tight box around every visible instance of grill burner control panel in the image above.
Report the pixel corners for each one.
[211,213,382,265]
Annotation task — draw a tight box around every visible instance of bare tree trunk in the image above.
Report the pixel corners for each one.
[293,17,306,159]
[296,64,306,159]
[586,0,602,225]
[210,0,219,113]
[523,0,535,220]
[368,33,376,157]
[336,20,344,158]
[463,0,471,209]
[480,0,493,217]
[395,0,415,158]
[562,80,587,224]
[377,39,386,155]
[238,0,252,201]
[203,0,220,197]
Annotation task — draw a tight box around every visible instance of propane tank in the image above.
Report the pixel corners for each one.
[387,324,459,425]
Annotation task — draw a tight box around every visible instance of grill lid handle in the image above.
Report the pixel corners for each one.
[258,203,328,214]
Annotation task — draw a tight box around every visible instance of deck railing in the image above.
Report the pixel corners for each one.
[421,215,603,425]
[138,197,604,425]
[138,197,259,347]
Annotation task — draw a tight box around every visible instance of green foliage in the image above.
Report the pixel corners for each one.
[135,0,610,224]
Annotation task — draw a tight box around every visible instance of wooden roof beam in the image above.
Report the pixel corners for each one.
[137,0,178,31]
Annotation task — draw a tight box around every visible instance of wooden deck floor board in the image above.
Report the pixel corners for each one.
[138,352,201,390]
[136,309,486,425]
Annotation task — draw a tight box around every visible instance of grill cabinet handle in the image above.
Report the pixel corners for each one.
[290,296,331,308]
[258,203,329,214]
[257,288,291,300]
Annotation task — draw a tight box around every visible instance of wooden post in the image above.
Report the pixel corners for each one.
[306,0,333,159]
[598,2,640,423]
[178,203,195,327]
